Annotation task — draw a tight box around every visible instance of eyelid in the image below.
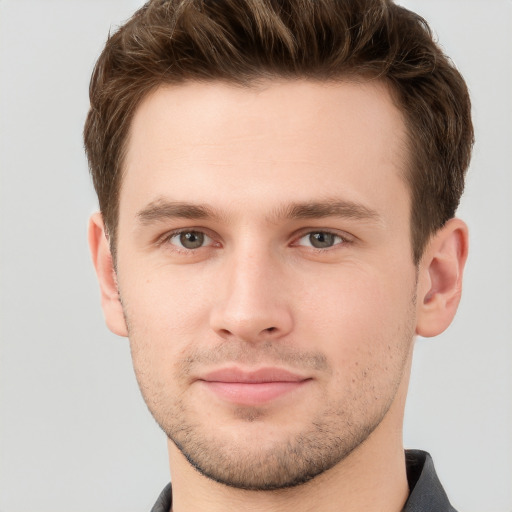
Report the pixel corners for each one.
[154,226,354,252]
[157,227,220,251]
[291,228,354,249]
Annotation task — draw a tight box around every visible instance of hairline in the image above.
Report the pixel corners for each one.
[108,75,426,265]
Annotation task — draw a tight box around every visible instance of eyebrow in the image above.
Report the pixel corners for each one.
[137,200,221,224]
[275,200,381,222]
[136,198,381,225]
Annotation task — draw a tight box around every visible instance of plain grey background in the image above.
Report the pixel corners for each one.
[0,1,511,511]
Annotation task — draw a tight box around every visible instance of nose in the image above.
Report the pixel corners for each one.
[209,248,294,343]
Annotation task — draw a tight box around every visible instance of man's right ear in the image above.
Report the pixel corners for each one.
[88,213,128,337]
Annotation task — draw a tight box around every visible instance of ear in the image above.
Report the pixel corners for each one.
[88,212,128,337]
[416,218,469,338]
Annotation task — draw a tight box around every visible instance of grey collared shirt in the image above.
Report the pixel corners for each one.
[402,450,457,512]
[150,450,457,512]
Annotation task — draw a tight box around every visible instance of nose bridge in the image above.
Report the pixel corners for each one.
[210,239,293,342]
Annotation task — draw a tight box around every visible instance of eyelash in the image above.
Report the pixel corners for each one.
[293,230,350,250]
[158,228,352,253]
[159,229,218,253]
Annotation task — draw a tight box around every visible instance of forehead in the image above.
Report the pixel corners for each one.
[121,79,409,222]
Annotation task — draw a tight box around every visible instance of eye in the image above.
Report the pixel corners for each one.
[168,230,212,250]
[296,231,345,249]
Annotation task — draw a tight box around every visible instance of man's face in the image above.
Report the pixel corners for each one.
[114,80,419,489]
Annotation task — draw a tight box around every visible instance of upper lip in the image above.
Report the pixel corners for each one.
[198,367,309,383]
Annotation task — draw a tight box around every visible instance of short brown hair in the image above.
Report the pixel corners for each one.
[84,0,473,264]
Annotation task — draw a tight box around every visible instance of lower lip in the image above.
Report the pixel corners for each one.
[201,381,308,406]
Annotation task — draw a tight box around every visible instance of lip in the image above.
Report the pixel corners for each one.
[198,367,311,406]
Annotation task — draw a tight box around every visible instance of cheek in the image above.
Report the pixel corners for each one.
[119,265,218,375]
[120,248,417,372]
[294,265,416,371]
[297,264,413,330]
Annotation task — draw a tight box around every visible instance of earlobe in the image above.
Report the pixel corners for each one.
[88,213,128,337]
[416,218,469,338]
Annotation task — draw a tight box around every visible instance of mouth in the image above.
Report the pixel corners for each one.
[197,367,311,406]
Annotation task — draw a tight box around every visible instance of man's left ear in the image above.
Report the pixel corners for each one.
[416,218,469,338]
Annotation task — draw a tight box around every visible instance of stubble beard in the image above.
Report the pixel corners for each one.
[163,396,378,490]
[129,337,413,491]
[124,294,416,491]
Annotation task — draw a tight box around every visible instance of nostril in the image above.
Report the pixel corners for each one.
[265,327,276,333]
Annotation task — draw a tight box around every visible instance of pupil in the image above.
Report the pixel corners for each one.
[310,232,334,248]
[180,231,204,249]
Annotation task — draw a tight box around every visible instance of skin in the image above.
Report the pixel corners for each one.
[89,80,468,512]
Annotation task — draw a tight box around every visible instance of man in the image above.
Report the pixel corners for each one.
[84,0,473,510]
